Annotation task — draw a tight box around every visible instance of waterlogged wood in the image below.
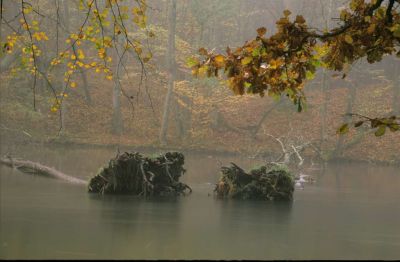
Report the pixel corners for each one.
[0,156,87,185]
[215,163,295,201]
[88,151,192,196]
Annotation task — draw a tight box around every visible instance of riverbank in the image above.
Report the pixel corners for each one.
[1,71,399,165]
[1,130,399,167]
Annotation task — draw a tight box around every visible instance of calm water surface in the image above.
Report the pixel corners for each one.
[1,144,399,259]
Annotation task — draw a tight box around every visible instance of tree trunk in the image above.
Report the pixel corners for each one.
[333,82,357,157]
[0,156,87,185]
[320,70,330,151]
[392,60,399,114]
[112,72,123,135]
[159,0,177,145]
[319,0,333,154]
[79,68,92,105]
[60,0,71,135]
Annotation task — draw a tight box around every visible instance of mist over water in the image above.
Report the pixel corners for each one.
[1,0,400,259]
[1,145,399,259]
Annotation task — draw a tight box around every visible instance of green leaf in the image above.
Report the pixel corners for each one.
[306,70,315,80]
[311,59,322,67]
[252,47,261,57]
[374,125,386,137]
[272,93,281,101]
[390,24,400,38]
[297,99,302,112]
[389,123,400,132]
[337,123,349,135]
[286,88,294,97]
[241,56,253,65]
[186,57,199,67]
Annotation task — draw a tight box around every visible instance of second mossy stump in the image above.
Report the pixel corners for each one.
[88,151,191,196]
[215,163,294,201]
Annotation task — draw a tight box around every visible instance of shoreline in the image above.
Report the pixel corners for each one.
[2,133,399,167]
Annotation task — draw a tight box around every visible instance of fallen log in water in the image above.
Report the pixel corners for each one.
[88,151,192,196]
[0,156,87,185]
[215,163,294,201]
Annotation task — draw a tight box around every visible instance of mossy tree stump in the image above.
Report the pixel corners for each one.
[215,163,294,201]
[88,151,191,196]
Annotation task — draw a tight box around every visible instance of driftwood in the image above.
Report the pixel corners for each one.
[88,152,192,196]
[215,163,295,201]
[0,156,87,185]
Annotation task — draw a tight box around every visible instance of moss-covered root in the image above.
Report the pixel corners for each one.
[214,163,294,201]
[88,151,192,196]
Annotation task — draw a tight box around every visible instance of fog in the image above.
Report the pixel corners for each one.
[0,0,399,259]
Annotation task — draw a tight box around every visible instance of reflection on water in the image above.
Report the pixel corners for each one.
[1,144,400,259]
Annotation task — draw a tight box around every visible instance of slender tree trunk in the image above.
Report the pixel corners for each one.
[79,68,92,105]
[112,70,123,135]
[333,82,357,157]
[320,70,330,150]
[392,60,399,114]
[159,0,177,145]
[60,0,71,135]
[110,27,125,135]
[319,0,333,154]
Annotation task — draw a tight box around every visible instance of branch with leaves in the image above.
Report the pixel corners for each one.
[1,0,153,130]
[337,113,399,136]
[188,0,400,135]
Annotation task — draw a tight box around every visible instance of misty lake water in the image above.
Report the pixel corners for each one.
[0,144,399,259]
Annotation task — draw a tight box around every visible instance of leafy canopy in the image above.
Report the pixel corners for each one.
[188,0,400,135]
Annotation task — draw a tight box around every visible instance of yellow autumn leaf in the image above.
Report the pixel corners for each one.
[269,59,283,69]
[214,55,225,67]
[70,82,77,88]
[344,35,353,44]
[78,49,85,60]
